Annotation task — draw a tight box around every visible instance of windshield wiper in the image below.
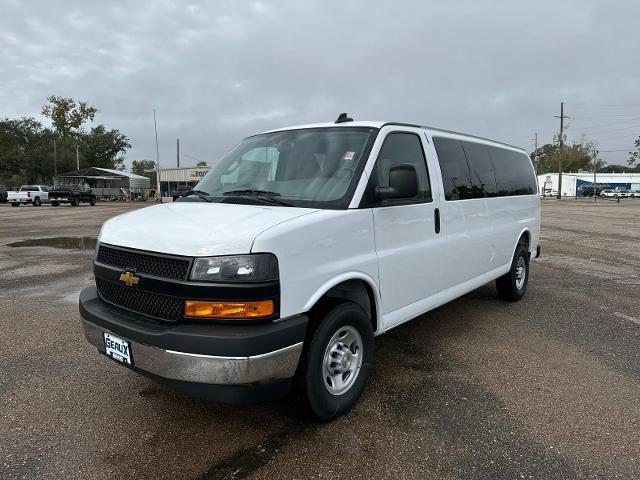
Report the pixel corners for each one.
[222,189,294,207]
[183,189,213,202]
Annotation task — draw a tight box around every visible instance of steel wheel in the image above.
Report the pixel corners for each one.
[322,325,363,396]
[515,256,527,290]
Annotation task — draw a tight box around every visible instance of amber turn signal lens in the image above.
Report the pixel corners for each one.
[184,300,274,319]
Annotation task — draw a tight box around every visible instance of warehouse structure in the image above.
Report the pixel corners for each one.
[538,172,640,197]
[155,166,210,197]
[55,167,151,200]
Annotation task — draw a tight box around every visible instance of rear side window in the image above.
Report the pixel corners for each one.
[461,141,498,197]
[487,146,537,196]
[432,137,472,200]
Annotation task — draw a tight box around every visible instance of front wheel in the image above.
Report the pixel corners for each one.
[90,197,96,206]
[71,197,79,207]
[302,302,374,420]
[11,202,19,207]
[496,244,530,301]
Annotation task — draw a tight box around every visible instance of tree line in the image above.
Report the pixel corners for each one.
[0,96,130,186]
[531,134,640,175]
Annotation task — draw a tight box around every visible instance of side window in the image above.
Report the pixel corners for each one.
[461,141,498,197]
[487,146,536,196]
[432,137,472,200]
[373,132,432,203]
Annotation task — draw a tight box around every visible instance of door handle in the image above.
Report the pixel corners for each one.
[434,208,441,234]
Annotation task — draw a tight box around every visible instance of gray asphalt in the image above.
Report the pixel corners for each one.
[1,199,639,479]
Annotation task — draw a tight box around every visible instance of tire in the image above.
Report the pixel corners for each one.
[33,197,41,207]
[71,197,79,207]
[11,202,19,207]
[90,197,96,206]
[51,202,59,207]
[302,302,374,420]
[496,244,530,301]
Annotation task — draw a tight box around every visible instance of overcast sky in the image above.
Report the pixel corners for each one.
[2,0,640,168]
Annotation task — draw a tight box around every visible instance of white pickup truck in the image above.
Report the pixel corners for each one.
[8,185,50,206]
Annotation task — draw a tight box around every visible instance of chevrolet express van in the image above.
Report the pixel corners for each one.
[80,115,540,419]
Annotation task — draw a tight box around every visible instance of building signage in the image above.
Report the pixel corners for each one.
[189,169,209,182]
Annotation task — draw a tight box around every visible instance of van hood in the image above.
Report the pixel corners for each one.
[99,202,318,257]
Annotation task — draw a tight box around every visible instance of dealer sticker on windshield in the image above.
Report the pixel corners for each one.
[104,332,132,365]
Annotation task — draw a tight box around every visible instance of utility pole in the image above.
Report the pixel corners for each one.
[176,138,180,168]
[76,143,80,171]
[153,109,161,202]
[593,148,598,203]
[53,139,58,179]
[534,132,538,176]
[554,102,569,200]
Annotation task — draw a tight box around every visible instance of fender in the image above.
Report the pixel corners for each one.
[302,271,382,335]
[509,227,532,264]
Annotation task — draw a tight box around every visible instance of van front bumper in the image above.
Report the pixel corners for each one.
[79,286,308,402]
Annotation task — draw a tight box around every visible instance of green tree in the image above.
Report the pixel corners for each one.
[0,117,55,185]
[196,160,208,167]
[131,159,157,185]
[80,125,130,170]
[41,96,97,139]
[531,136,604,174]
[629,136,640,167]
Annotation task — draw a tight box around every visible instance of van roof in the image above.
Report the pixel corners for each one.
[264,121,526,152]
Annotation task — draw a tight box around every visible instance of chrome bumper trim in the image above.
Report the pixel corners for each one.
[80,318,303,385]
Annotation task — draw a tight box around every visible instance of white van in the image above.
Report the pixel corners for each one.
[80,115,540,419]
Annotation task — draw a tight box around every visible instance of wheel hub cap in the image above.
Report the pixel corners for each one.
[322,326,363,395]
[515,257,526,290]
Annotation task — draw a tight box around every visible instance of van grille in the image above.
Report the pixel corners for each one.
[96,278,183,322]
[97,245,191,280]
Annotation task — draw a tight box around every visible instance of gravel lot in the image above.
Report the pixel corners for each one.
[1,199,639,479]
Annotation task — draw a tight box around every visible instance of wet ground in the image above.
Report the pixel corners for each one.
[1,199,639,479]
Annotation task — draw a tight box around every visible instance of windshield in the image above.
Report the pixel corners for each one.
[194,127,376,208]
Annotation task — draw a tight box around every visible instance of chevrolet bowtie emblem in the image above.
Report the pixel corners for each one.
[119,271,140,287]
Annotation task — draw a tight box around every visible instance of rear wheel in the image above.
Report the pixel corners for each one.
[71,197,79,207]
[90,197,96,206]
[33,197,41,207]
[302,302,374,420]
[11,202,19,207]
[51,202,59,207]
[496,244,529,301]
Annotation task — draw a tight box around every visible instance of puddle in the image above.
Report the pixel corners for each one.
[5,236,97,250]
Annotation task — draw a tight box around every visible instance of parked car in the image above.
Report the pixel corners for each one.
[80,116,541,420]
[577,184,606,197]
[601,189,628,198]
[8,185,50,206]
[49,184,97,206]
[171,184,194,201]
[0,185,7,203]
[541,188,558,197]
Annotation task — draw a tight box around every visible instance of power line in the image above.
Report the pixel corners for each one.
[565,102,640,108]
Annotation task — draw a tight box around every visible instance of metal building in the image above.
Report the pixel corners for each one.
[156,166,210,197]
[55,167,151,199]
[538,172,640,197]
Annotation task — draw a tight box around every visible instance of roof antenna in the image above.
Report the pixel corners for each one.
[335,112,353,124]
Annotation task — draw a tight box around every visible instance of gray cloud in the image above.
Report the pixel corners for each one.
[1,0,639,167]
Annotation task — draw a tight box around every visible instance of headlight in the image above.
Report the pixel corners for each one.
[190,254,278,283]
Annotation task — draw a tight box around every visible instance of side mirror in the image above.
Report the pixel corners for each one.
[375,164,418,201]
